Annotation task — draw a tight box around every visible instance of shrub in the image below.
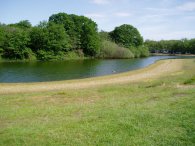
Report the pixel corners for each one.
[99,40,134,59]
[129,46,149,58]
[36,50,56,61]
[64,50,84,60]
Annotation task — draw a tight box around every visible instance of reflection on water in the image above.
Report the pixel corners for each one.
[0,56,194,83]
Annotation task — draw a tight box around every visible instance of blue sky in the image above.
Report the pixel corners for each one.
[0,0,195,40]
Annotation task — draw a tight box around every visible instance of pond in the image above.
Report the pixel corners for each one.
[0,56,194,83]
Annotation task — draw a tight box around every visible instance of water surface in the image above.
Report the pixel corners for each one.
[0,56,193,83]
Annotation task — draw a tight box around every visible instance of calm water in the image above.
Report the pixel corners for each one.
[0,56,193,83]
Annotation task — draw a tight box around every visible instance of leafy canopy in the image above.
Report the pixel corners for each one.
[110,24,143,48]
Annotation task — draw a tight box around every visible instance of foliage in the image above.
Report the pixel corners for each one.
[30,22,71,60]
[16,20,32,29]
[49,13,100,56]
[49,13,77,48]
[64,50,84,60]
[108,24,148,58]
[145,39,195,54]
[99,30,111,41]
[2,26,34,59]
[0,25,5,53]
[130,46,150,58]
[30,24,47,52]
[110,24,143,48]
[0,13,102,60]
[81,21,100,56]
[36,50,63,61]
[46,22,71,52]
[3,13,190,61]
[99,40,134,58]
[8,20,32,29]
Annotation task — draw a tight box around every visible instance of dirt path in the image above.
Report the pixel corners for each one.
[0,59,184,94]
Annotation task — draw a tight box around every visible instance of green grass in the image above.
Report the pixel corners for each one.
[183,75,195,85]
[0,59,195,146]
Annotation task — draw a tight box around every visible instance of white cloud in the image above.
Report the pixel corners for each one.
[84,13,106,19]
[115,12,132,17]
[142,27,195,40]
[91,0,109,5]
[178,2,195,11]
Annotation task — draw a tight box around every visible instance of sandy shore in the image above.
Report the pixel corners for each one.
[151,53,195,56]
[0,59,184,94]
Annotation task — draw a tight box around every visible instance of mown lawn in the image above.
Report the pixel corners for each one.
[0,59,195,146]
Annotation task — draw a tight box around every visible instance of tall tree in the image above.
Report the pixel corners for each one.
[49,13,100,56]
[49,13,76,48]
[30,21,70,51]
[0,25,5,52]
[46,22,70,52]
[110,24,143,48]
[81,20,100,56]
[2,26,32,59]
[30,24,48,52]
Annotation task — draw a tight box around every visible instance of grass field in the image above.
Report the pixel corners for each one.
[0,59,195,146]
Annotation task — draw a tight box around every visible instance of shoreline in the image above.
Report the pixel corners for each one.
[0,59,187,94]
[0,54,194,63]
[151,53,195,56]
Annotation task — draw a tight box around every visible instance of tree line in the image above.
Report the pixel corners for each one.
[0,12,149,61]
[145,39,195,54]
[0,13,101,60]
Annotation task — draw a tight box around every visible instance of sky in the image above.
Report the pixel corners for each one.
[0,0,195,40]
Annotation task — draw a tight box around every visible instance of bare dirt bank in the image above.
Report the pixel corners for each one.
[0,59,184,94]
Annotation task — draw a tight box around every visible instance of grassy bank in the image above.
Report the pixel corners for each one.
[0,59,195,146]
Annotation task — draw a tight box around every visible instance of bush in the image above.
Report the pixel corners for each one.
[64,50,84,60]
[99,40,134,59]
[36,50,57,61]
[130,46,149,58]
[23,48,36,60]
[36,50,85,61]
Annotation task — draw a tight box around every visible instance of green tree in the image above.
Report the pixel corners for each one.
[145,39,195,54]
[8,20,32,29]
[49,13,76,48]
[46,22,70,52]
[99,30,111,41]
[81,21,100,56]
[110,24,143,48]
[2,26,33,59]
[30,21,71,60]
[16,20,32,29]
[49,12,100,56]
[0,25,5,54]
[188,39,195,54]
[30,24,48,52]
